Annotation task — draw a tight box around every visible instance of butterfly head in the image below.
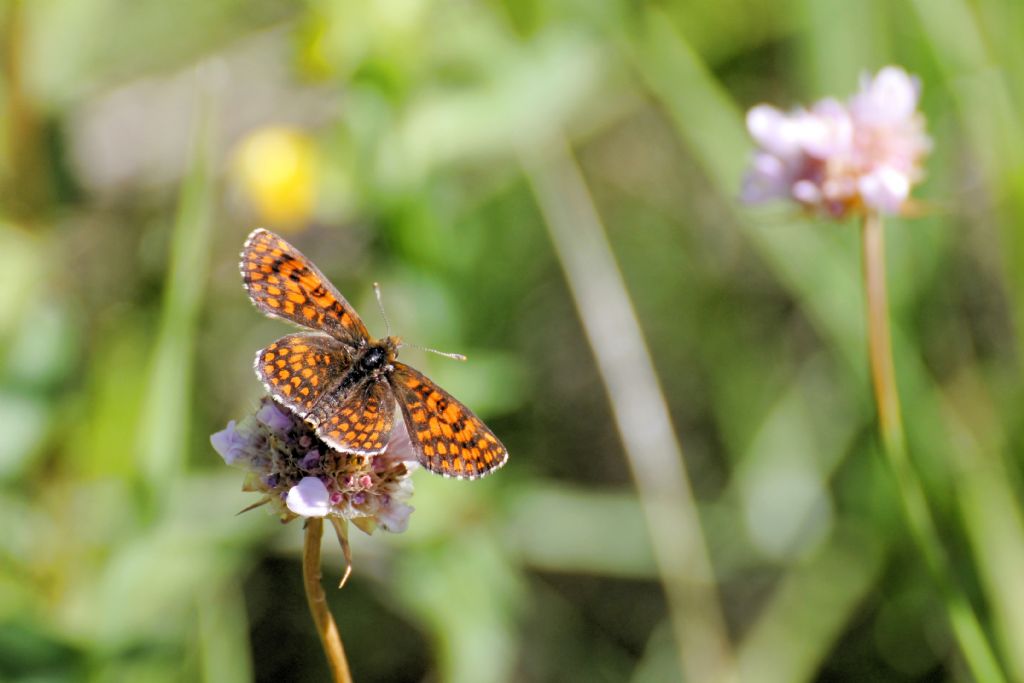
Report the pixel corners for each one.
[383,335,402,361]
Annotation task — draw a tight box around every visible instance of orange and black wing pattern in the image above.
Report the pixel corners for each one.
[313,379,396,455]
[254,333,351,419]
[241,228,370,347]
[390,363,507,479]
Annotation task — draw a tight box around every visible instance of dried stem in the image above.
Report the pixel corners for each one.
[861,211,1005,682]
[523,137,736,683]
[303,518,353,683]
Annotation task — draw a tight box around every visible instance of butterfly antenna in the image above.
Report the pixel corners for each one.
[373,282,392,337]
[406,343,467,362]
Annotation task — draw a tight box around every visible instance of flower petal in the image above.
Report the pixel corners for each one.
[377,501,414,533]
[802,99,853,158]
[286,477,332,517]
[301,450,321,470]
[792,179,822,205]
[859,166,910,214]
[211,420,250,464]
[378,417,419,466]
[851,66,920,125]
[257,402,293,434]
[211,421,238,463]
[741,154,793,204]
[747,105,802,158]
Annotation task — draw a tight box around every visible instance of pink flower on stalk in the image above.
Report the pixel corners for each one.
[742,66,931,218]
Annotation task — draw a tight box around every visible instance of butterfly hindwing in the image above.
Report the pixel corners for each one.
[390,363,508,479]
[255,333,351,419]
[314,379,396,455]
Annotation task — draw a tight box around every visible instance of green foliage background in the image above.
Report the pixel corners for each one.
[3,0,1024,681]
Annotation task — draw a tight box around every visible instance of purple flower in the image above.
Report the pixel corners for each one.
[211,396,416,533]
[742,66,930,218]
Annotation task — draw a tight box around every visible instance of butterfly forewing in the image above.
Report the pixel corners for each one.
[390,363,508,479]
[241,228,370,347]
[255,333,351,419]
[313,379,396,455]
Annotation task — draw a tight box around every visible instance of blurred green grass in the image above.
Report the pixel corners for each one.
[3,0,1024,681]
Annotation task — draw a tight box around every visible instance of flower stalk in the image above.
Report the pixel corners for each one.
[861,211,1005,682]
[303,518,353,683]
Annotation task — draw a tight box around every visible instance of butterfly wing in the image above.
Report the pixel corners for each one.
[255,333,352,418]
[312,379,396,456]
[241,228,370,347]
[390,362,508,479]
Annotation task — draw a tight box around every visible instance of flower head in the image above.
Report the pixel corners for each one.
[211,397,416,533]
[742,66,931,218]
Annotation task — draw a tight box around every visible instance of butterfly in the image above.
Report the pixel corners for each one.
[240,228,508,479]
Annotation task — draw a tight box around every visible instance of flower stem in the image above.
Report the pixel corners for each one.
[303,518,353,683]
[861,211,1005,682]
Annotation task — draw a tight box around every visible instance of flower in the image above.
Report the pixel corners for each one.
[211,396,417,533]
[742,66,931,218]
[232,126,319,228]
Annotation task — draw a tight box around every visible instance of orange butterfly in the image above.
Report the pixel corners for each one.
[240,229,508,479]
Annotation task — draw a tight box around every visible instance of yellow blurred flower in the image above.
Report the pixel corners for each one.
[234,126,319,229]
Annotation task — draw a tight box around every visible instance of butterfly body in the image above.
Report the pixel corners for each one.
[334,337,398,397]
[240,229,508,479]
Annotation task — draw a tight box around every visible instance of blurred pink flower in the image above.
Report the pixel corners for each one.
[742,66,931,218]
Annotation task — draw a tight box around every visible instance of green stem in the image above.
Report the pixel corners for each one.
[303,519,353,683]
[523,138,736,683]
[861,211,1005,682]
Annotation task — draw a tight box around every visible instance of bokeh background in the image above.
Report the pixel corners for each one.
[4,0,1024,681]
